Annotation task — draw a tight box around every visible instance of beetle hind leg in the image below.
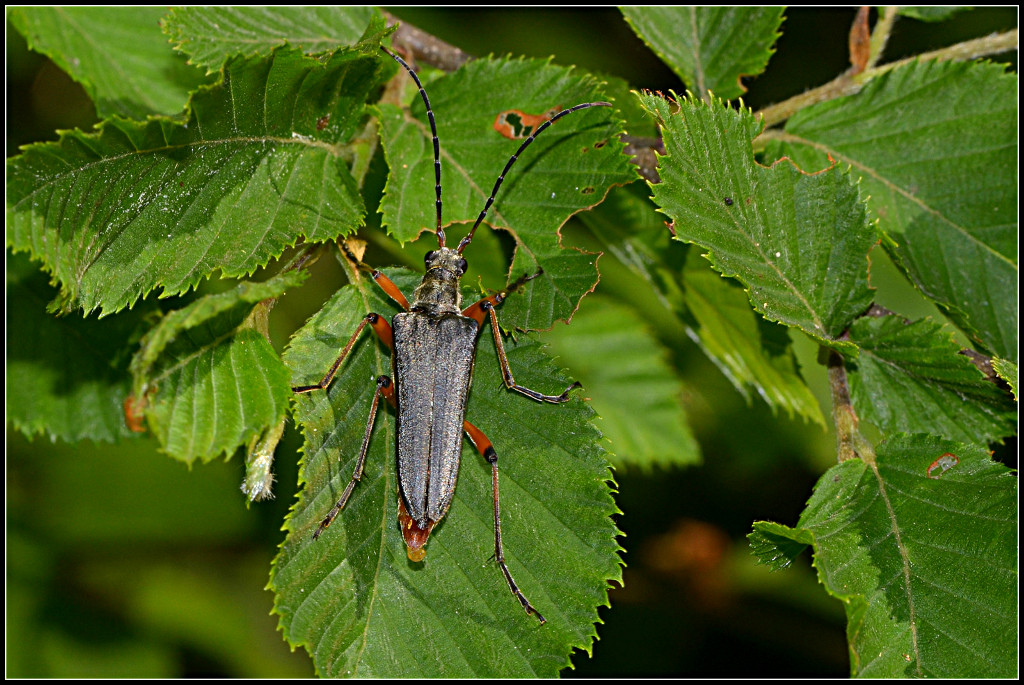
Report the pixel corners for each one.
[463,419,547,624]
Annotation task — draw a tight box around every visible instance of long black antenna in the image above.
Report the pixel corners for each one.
[456,101,610,255]
[382,45,611,256]
[382,46,446,248]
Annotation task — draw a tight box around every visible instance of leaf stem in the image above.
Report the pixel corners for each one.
[866,6,899,70]
[825,348,875,464]
[754,29,1018,129]
[385,11,471,72]
[282,243,327,275]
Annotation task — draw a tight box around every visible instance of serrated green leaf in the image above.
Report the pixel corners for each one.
[763,60,1018,362]
[273,270,621,677]
[540,297,700,470]
[621,7,784,101]
[638,92,875,351]
[991,357,1017,400]
[129,272,303,464]
[377,57,635,331]
[129,272,305,387]
[683,250,825,424]
[144,328,291,465]
[7,44,389,316]
[847,315,1016,444]
[6,250,145,442]
[8,6,209,119]
[751,435,1017,677]
[164,6,379,73]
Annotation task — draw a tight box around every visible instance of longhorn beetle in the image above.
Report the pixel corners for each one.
[294,45,611,624]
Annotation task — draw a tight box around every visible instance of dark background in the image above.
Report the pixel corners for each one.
[6,7,1017,677]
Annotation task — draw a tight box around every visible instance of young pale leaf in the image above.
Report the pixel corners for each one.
[243,416,286,502]
[164,6,379,73]
[377,57,635,331]
[847,315,1016,444]
[763,60,1018,362]
[6,42,389,316]
[273,270,621,677]
[129,272,303,464]
[750,435,1017,677]
[621,7,784,101]
[638,92,875,351]
[6,250,145,442]
[540,297,701,470]
[8,7,209,120]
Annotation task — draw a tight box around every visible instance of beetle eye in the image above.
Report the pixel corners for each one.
[456,258,468,274]
[424,250,436,266]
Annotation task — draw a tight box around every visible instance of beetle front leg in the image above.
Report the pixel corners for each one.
[312,375,397,540]
[339,240,412,310]
[463,419,546,624]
